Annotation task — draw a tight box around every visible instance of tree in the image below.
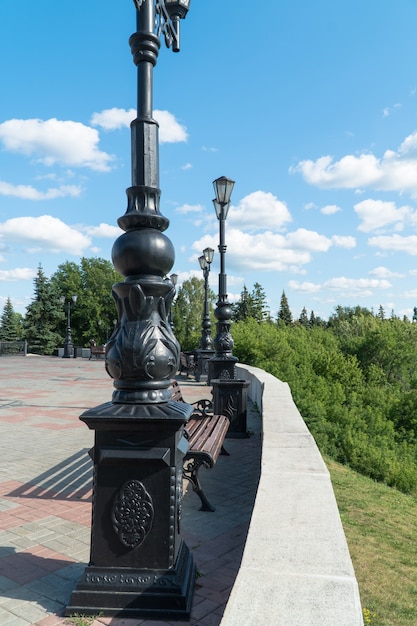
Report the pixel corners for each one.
[24,265,64,354]
[298,306,310,328]
[172,277,215,352]
[0,297,23,340]
[277,290,292,326]
[233,285,253,322]
[51,257,121,346]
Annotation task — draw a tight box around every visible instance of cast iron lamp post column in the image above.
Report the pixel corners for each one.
[60,295,77,358]
[66,0,195,619]
[195,247,214,382]
[209,176,238,381]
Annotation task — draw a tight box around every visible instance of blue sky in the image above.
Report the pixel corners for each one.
[3,0,417,321]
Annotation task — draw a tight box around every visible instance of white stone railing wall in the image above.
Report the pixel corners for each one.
[220,364,364,626]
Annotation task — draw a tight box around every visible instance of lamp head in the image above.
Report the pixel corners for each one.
[198,255,207,270]
[213,198,230,220]
[170,273,178,286]
[203,247,214,264]
[213,176,235,206]
[165,0,191,20]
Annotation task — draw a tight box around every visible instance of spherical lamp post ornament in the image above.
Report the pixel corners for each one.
[66,1,195,620]
[209,176,238,381]
[195,247,215,382]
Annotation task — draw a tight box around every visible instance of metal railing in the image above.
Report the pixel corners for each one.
[0,340,27,356]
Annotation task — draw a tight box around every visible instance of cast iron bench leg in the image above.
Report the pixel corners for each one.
[183,457,216,512]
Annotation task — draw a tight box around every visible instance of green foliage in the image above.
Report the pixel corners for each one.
[233,282,270,322]
[172,276,216,352]
[24,265,64,354]
[0,297,23,340]
[277,290,292,325]
[51,257,121,346]
[232,310,417,496]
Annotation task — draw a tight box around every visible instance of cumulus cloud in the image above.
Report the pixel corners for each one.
[91,107,188,143]
[0,267,36,281]
[176,203,205,214]
[321,204,341,215]
[227,191,292,232]
[0,118,114,172]
[354,198,413,232]
[331,235,356,248]
[0,180,81,201]
[369,266,404,278]
[290,277,391,297]
[0,215,91,255]
[290,130,417,196]
[369,234,417,255]
[83,223,122,238]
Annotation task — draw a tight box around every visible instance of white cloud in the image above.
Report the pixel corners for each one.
[369,234,417,255]
[0,118,114,172]
[331,235,356,248]
[91,107,188,143]
[0,215,91,255]
[0,268,36,281]
[370,266,404,278]
[83,223,122,238]
[0,180,81,200]
[290,130,417,196]
[290,277,391,297]
[176,203,204,214]
[354,198,413,232]
[321,204,341,215]
[228,191,292,232]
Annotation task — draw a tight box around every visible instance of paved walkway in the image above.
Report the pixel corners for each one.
[0,356,261,626]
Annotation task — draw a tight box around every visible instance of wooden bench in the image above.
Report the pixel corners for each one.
[89,344,106,360]
[170,379,229,512]
[179,351,197,378]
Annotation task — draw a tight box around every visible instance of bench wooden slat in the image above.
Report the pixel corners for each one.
[170,379,229,512]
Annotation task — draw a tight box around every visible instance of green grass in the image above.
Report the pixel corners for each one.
[326,456,417,626]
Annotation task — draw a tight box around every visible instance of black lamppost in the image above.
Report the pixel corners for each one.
[209,176,238,381]
[66,0,195,619]
[60,295,77,358]
[195,247,214,381]
[209,177,250,437]
[169,272,178,330]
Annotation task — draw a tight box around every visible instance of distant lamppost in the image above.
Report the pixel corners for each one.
[66,0,195,620]
[209,177,250,437]
[195,247,214,381]
[60,295,77,358]
[209,176,238,381]
[169,272,178,330]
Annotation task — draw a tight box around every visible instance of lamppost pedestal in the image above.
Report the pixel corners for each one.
[195,348,215,382]
[211,378,250,437]
[65,401,195,618]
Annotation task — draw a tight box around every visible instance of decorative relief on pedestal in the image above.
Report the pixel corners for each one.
[111,480,154,549]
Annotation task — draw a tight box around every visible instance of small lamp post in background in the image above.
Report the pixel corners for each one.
[195,247,214,382]
[209,176,238,381]
[60,295,77,358]
[209,176,250,437]
[169,272,178,330]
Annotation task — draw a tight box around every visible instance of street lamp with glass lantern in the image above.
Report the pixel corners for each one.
[209,176,238,381]
[195,247,215,381]
[60,295,77,358]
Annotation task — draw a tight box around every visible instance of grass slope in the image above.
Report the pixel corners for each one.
[326,457,417,626]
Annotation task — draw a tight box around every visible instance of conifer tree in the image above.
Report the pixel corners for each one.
[24,265,64,354]
[277,290,293,326]
[0,297,23,340]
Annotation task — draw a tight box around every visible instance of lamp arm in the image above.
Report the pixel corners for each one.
[133,0,183,52]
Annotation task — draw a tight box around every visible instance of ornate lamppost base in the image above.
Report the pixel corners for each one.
[65,541,195,619]
[211,378,250,438]
[195,348,215,382]
[65,399,195,620]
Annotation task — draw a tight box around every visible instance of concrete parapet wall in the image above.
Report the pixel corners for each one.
[220,364,364,626]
